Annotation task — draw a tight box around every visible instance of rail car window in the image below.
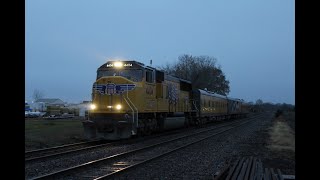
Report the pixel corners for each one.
[97,69,143,82]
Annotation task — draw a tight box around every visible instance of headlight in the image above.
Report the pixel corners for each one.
[90,104,96,110]
[116,104,122,110]
[114,62,123,68]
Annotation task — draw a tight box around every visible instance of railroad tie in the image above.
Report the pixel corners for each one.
[213,157,295,180]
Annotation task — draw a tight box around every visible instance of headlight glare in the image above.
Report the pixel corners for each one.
[90,104,96,110]
[116,104,122,110]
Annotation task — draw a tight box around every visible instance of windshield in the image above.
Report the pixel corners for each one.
[97,69,143,82]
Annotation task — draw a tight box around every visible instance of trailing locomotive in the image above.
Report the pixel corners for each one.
[82,60,249,140]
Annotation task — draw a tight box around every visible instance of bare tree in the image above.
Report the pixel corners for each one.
[255,99,263,105]
[159,54,230,95]
[33,89,45,101]
[160,62,176,75]
[254,99,263,112]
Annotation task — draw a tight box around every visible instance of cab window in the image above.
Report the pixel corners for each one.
[146,70,154,83]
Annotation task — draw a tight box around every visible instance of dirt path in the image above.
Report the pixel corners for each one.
[268,115,295,152]
[263,112,295,175]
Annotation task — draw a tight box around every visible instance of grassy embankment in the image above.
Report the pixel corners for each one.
[25,118,85,151]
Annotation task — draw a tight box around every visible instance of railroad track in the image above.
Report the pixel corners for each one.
[25,123,200,162]
[25,140,114,162]
[25,123,201,163]
[25,114,257,163]
[30,113,264,180]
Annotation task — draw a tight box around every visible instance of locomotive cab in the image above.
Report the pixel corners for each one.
[83,61,146,140]
[82,60,194,140]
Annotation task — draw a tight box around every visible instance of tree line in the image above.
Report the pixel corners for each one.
[159,54,230,95]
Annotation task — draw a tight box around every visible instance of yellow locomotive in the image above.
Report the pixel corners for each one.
[82,60,249,140]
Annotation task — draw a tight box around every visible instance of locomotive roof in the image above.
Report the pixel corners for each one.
[164,74,191,84]
[98,60,191,84]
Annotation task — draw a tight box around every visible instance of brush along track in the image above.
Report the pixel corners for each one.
[30,114,263,180]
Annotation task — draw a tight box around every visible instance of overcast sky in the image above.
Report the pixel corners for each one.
[25,0,295,105]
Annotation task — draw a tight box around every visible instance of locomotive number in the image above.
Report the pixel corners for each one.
[124,63,132,67]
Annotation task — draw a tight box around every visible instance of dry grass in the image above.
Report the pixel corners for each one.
[267,114,295,152]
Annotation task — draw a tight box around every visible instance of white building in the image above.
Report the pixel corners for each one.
[65,101,91,117]
[30,98,65,112]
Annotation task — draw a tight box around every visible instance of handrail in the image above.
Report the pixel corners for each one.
[127,84,139,127]
[123,97,134,126]
[192,100,199,112]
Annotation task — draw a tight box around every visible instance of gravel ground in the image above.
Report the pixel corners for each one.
[114,111,295,179]
[25,117,250,179]
[55,120,249,179]
[25,111,295,179]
